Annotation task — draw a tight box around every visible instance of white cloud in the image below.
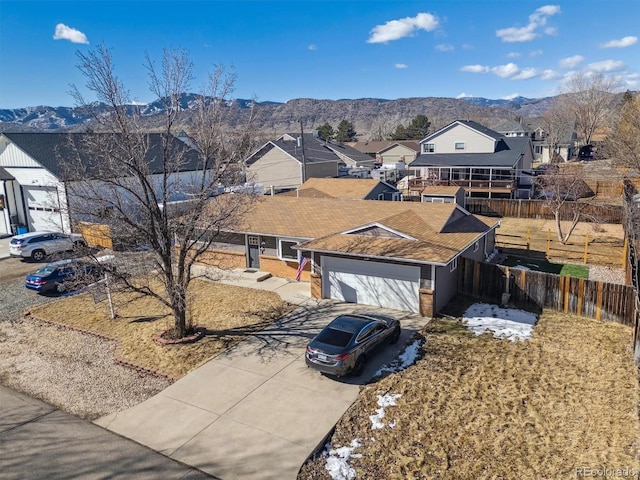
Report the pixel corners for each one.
[308,44,318,51]
[462,43,475,50]
[492,63,520,78]
[395,63,408,69]
[541,69,561,80]
[496,5,560,42]
[530,49,543,57]
[513,68,538,80]
[435,43,454,52]
[367,12,439,44]
[544,27,558,36]
[53,23,89,44]
[456,92,473,98]
[601,36,638,48]
[503,93,521,100]
[506,52,521,58]
[559,55,584,69]
[588,60,625,72]
[461,64,489,73]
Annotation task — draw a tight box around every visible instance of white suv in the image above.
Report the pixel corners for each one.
[9,231,86,262]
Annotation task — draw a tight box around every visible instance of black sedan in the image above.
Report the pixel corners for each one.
[305,313,401,377]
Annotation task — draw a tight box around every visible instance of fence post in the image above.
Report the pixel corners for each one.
[596,281,604,321]
[546,229,551,258]
[527,228,531,252]
[623,237,629,270]
[583,233,589,264]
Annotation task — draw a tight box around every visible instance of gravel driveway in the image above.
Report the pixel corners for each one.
[0,260,171,420]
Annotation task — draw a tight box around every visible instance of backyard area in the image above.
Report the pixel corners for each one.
[496,217,626,270]
[299,298,639,479]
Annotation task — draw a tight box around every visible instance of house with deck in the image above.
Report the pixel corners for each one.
[408,120,535,199]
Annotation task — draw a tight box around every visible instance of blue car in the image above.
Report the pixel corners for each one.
[25,260,98,294]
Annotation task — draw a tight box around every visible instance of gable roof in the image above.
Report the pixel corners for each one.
[294,177,395,199]
[422,186,464,196]
[420,120,503,144]
[0,132,203,180]
[245,133,339,167]
[347,140,421,155]
[215,195,498,265]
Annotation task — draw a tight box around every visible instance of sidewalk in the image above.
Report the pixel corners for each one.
[0,385,211,480]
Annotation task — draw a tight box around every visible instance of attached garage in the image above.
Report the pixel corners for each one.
[23,186,62,232]
[321,256,420,313]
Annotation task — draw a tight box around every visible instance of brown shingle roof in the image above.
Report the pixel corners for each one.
[296,178,380,199]
[216,196,499,264]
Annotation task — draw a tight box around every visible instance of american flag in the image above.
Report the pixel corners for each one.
[296,256,309,282]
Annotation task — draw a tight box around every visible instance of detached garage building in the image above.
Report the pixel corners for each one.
[199,195,500,316]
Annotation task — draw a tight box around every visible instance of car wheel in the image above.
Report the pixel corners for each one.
[389,325,401,344]
[351,355,366,377]
[31,249,46,262]
[56,283,66,293]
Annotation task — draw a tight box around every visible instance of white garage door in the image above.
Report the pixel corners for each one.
[322,256,420,313]
[24,186,61,232]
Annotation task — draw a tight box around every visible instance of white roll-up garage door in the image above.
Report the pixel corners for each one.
[322,256,420,313]
[24,186,61,232]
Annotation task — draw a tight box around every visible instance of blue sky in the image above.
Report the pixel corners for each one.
[0,1,638,109]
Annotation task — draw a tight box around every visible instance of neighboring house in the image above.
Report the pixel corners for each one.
[408,120,534,199]
[530,126,577,163]
[280,177,400,201]
[0,132,204,236]
[348,140,420,165]
[244,133,374,193]
[198,196,499,316]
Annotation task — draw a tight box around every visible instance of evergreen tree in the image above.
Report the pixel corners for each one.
[335,120,357,143]
[316,123,335,141]
[405,115,431,140]
[390,124,408,141]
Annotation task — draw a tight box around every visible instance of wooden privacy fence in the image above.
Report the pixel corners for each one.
[457,258,636,326]
[465,198,624,224]
[77,222,113,249]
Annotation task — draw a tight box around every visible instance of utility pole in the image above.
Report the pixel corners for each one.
[299,120,307,183]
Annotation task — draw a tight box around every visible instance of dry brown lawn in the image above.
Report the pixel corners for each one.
[28,279,293,378]
[496,217,625,268]
[299,305,639,479]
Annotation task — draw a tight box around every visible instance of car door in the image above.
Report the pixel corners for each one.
[52,233,72,254]
[355,322,386,354]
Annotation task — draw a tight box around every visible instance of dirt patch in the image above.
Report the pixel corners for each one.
[299,308,639,479]
[27,279,294,378]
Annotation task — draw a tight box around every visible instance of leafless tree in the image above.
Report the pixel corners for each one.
[604,92,640,171]
[540,100,574,163]
[64,45,256,338]
[559,71,621,146]
[535,172,595,243]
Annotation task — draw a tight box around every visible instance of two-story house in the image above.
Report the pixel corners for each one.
[408,120,534,199]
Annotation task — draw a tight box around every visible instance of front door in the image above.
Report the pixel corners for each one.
[248,236,260,269]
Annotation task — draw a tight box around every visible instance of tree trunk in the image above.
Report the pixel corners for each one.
[555,212,566,243]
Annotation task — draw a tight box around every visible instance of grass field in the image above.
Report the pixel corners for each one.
[501,255,589,278]
[299,301,639,479]
[27,279,293,378]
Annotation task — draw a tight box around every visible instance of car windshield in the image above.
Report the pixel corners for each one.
[314,327,354,348]
[34,265,58,275]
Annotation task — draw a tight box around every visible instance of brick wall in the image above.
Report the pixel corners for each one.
[310,273,322,298]
[419,288,434,317]
[198,249,246,270]
[259,255,311,281]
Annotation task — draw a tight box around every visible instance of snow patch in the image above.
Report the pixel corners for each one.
[324,439,362,480]
[463,303,537,341]
[369,393,401,430]
[374,339,423,376]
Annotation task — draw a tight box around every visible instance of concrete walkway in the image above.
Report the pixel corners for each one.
[96,267,427,479]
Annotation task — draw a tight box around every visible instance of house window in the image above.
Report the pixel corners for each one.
[278,239,299,261]
[450,257,458,272]
[378,193,385,200]
[454,142,465,150]
[534,145,542,154]
[423,143,435,153]
[473,241,479,252]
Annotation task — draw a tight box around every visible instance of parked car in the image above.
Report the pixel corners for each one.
[24,259,100,294]
[9,231,86,261]
[532,164,559,176]
[305,313,401,377]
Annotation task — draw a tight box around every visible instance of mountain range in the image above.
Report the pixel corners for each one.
[0,94,558,137]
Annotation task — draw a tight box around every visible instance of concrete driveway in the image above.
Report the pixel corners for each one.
[96,300,426,479]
